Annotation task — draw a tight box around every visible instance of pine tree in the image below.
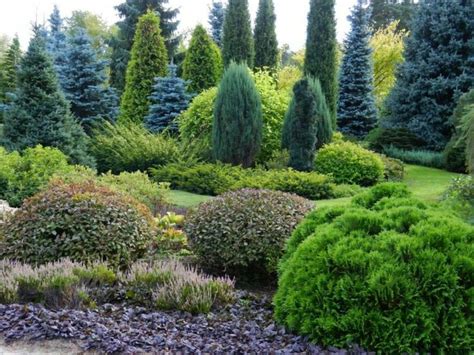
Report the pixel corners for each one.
[253,0,278,69]
[46,5,68,88]
[383,0,474,151]
[2,28,92,166]
[222,0,254,67]
[208,1,226,47]
[338,4,377,139]
[213,62,262,167]
[145,64,192,134]
[109,0,179,93]
[0,36,21,103]
[304,0,338,127]
[62,29,118,133]
[183,25,223,94]
[119,11,168,125]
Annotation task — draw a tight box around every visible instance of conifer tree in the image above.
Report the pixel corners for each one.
[208,1,226,47]
[119,11,168,125]
[383,0,473,151]
[145,64,192,134]
[222,0,254,67]
[304,0,338,127]
[0,36,21,104]
[338,4,377,139]
[2,28,92,166]
[62,29,118,133]
[253,0,278,69]
[370,0,415,32]
[183,25,223,94]
[46,5,68,88]
[213,62,262,167]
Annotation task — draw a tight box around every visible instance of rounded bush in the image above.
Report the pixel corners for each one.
[274,184,474,352]
[365,127,426,152]
[0,181,155,268]
[185,189,312,276]
[315,141,384,186]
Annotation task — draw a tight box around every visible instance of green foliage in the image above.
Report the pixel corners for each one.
[90,122,181,174]
[383,146,445,169]
[275,184,474,352]
[253,0,278,69]
[0,181,155,268]
[351,182,411,209]
[379,154,404,182]
[315,141,384,186]
[119,11,168,124]
[213,62,262,167]
[331,184,364,199]
[185,189,312,277]
[183,25,223,93]
[365,127,426,152]
[442,176,474,224]
[0,36,21,105]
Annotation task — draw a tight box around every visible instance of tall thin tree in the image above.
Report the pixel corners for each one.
[254,0,278,69]
[208,1,226,47]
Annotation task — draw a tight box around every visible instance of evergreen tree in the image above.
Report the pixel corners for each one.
[62,29,118,133]
[2,28,92,166]
[145,64,192,134]
[253,0,278,69]
[183,25,223,94]
[0,36,21,104]
[338,4,377,139]
[222,0,254,67]
[383,0,474,151]
[109,0,179,93]
[370,0,416,32]
[46,5,68,88]
[119,11,168,125]
[213,62,262,167]
[304,0,338,127]
[208,1,226,47]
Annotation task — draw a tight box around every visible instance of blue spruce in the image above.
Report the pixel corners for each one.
[209,1,226,47]
[337,4,377,139]
[145,64,192,134]
[46,5,68,88]
[62,29,118,133]
[383,0,474,151]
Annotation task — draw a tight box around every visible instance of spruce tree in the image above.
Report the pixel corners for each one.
[119,11,168,125]
[383,0,473,151]
[46,5,68,88]
[62,29,118,133]
[208,1,226,47]
[145,64,192,134]
[0,36,21,104]
[222,0,254,67]
[2,28,92,166]
[253,0,278,69]
[183,25,223,94]
[304,0,338,127]
[109,0,179,93]
[213,62,262,167]
[338,4,377,139]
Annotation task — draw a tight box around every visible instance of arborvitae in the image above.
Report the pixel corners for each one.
[208,1,226,47]
[62,29,118,133]
[338,4,377,139]
[383,0,473,151]
[222,0,254,67]
[0,36,21,104]
[109,0,179,93]
[213,62,262,167]
[119,11,168,125]
[46,5,68,88]
[2,28,92,166]
[304,0,338,127]
[145,64,192,134]
[253,0,278,69]
[183,25,223,94]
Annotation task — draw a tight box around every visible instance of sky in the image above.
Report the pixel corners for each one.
[0,0,358,51]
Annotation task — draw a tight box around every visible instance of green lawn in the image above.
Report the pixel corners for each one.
[167,164,463,208]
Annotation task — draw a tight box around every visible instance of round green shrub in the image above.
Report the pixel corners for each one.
[185,189,312,277]
[365,127,426,152]
[0,181,155,268]
[274,184,474,352]
[315,141,384,186]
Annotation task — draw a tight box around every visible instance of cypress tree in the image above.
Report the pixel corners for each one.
[2,28,92,166]
[304,0,338,127]
[183,25,223,94]
[253,0,278,69]
[222,0,254,67]
[0,36,21,104]
[213,62,262,167]
[46,5,68,88]
[145,64,192,134]
[208,1,226,47]
[338,4,377,139]
[119,11,168,125]
[383,0,473,151]
[62,29,118,133]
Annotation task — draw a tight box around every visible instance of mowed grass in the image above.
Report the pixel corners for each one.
[167,164,464,208]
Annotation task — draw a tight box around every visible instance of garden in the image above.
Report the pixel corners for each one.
[0,0,473,353]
